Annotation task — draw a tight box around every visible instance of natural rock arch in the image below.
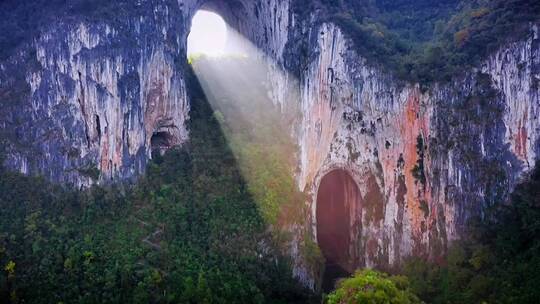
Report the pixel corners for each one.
[185,0,287,59]
[196,0,248,30]
[186,0,256,52]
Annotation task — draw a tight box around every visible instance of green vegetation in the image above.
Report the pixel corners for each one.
[190,54,324,279]
[294,0,540,83]
[326,269,421,304]
[78,163,101,180]
[1,2,539,302]
[325,161,540,304]
[2,0,537,83]
[401,161,540,303]
[0,66,314,303]
[1,54,537,304]
[190,55,307,226]
[0,0,158,60]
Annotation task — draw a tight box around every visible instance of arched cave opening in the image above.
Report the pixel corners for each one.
[316,169,361,291]
[187,0,253,59]
[151,131,174,158]
[187,9,228,57]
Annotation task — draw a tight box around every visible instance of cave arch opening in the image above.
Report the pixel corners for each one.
[187,10,228,57]
[316,169,361,290]
[187,0,252,57]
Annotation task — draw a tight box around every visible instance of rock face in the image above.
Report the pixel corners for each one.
[0,0,290,186]
[0,2,192,186]
[0,0,538,288]
[295,22,539,280]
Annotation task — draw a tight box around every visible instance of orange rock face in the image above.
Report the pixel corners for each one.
[298,23,539,273]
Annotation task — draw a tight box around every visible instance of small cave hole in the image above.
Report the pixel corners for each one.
[151,131,174,158]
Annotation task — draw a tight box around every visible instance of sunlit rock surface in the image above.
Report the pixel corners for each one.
[0,0,538,289]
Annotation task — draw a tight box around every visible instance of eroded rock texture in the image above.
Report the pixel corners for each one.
[294,22,539,282]
[0,0,290,186]
[0,0,538,289]
[1,2,191,186]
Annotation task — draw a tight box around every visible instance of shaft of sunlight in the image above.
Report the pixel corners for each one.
[190,25,299,145]
[187,11,303,225]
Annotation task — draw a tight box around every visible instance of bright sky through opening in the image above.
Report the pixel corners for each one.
[187,10,228,57]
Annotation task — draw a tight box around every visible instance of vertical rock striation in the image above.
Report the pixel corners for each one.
[293,22,539,279]
[0,0,538,288]
[0,0,292,187]
[0,1,195,186]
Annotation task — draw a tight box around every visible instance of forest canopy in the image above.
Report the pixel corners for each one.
[294,0,540,83]
[0,1,539,303]
[1,0,538,83]
[0,64,314,303]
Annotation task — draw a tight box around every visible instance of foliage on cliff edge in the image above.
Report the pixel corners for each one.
[294,0,540,83]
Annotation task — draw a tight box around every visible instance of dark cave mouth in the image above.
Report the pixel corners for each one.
[316,169,361,290]
[151,131,174,158]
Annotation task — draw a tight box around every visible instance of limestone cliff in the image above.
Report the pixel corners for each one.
[0,0,290,186]
[0,0,538,289]
[293,22,539,283]
[0,2,192,186]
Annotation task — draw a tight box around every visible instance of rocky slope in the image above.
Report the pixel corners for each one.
[0,0,538,288]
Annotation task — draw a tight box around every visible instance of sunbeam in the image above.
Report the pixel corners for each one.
[188,13,304,227]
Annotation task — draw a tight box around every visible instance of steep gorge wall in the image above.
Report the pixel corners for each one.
[294,22,539,280]
[0,1,192,186]
[0,0,538,288]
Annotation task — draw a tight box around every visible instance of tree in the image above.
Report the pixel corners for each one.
[326,269,422,304]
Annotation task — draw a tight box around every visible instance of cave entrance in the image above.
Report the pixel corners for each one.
[187,10,228,57]
[151,131,174,158]
[316,169,360,291]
